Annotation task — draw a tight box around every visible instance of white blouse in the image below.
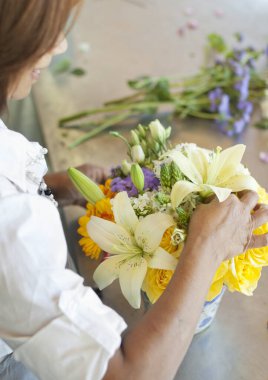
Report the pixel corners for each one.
[0,120,127,379]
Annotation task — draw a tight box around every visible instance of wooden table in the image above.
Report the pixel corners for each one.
[33,1,268,379]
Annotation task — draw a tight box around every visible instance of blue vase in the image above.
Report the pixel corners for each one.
[195,286,226,334]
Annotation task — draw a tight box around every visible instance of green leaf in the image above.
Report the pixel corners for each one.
[128,76,154,90]
[254,119,268,129]
[53,59,71,74]
[71,67,86,76]
[207,33,226,53]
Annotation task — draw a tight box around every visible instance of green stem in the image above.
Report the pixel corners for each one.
[60,101,169,125]
[104,92,144,105]
[68,111,133,148]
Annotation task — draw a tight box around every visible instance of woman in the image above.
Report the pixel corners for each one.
[0,1,268,379]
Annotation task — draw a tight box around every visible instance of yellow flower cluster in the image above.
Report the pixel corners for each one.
[142,188,268,304]
[78,179,115,260]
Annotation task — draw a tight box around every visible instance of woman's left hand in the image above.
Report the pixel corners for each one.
[44,163,110,207]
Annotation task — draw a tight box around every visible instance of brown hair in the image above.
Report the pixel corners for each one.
[0,0,81,113]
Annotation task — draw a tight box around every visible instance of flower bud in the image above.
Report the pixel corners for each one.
[141,140,148,155]
[67,167,105,204]
[130,163,144,192]
[165,126,172,139]
[137,124,146,138]
[149,119,166,143]
[121,159,131,176]
[131,144,145,163]
[130,130,140,146]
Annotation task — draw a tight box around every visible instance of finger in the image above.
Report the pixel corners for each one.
[203,194,216,204]
[248,233,268,249]
[239,190,259,211]
[252,204,268,229]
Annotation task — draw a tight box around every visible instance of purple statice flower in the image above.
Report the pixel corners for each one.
[111,167,160,197]
[234,70,250,102]
[218,94,231,119]
[228,59,245,77]
[233,119,246,134]
[238,100,253,123]
[208,88,223,112]
[233,48,246,62]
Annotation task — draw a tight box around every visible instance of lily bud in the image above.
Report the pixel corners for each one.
[141,140,148,155]
[131,144,145,163]
[67,167,105,204]
[130,130,140,146]
[165,126,172,139]
[130,163,144,192]
[149,119,166,143]
[137,124,146,138]
[121,159,131,176]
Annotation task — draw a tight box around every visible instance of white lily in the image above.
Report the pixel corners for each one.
[168,144,258,208]
[87,191,177,308]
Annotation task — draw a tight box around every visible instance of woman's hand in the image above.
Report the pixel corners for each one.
[44,163,110,207]
[185,190,268,263]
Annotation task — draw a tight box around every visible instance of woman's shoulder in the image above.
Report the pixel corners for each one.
[0,120,48,195]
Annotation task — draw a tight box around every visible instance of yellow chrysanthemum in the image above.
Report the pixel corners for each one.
[99,178,116,199]
[78,198,114,259]
[142,268,174,304]
[206,261,228,301]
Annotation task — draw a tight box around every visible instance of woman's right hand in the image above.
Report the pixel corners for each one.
[185,190,268,263]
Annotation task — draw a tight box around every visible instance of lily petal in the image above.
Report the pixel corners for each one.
[207,144,246,185]
[135,213,175,253]
[88,216,135,255]
[93,255,127,290]
[171,180,201,208]
[148,247,178,270]
[119,257,147,308]
[188,148,209,181]
[168,150,203,184]
[112,191,139,234]
[220,174,258,193]
[204,184,232,202]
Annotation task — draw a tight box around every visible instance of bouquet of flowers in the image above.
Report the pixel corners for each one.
[69,120,268,309]
[61,33,267,148]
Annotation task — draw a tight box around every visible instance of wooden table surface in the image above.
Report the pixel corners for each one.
[33,1,268,379]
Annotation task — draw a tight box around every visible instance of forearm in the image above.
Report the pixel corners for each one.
[104,240,220,380]
[44,171,77,207]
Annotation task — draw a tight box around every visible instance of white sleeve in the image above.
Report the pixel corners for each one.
[0,194,127,380]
